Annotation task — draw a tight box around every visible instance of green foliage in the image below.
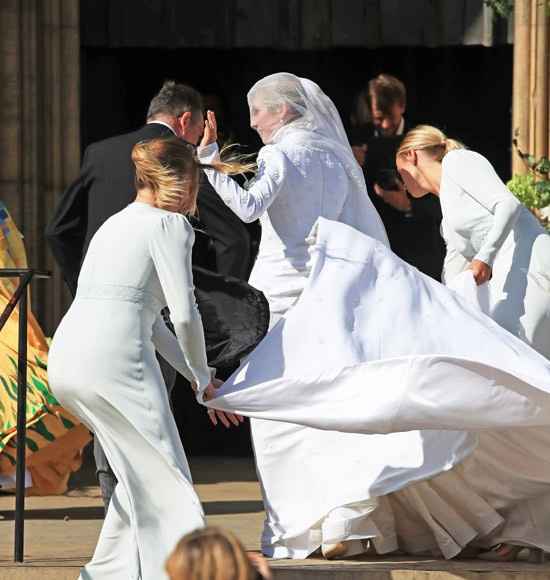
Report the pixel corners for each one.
[484,0,514,17]
[507,173,550,209]
[485,0,550,17]
[507,139,550,229]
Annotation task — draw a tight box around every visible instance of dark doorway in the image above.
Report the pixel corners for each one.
[80,43,512,456]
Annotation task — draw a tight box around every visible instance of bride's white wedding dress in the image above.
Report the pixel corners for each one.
[198,74,389,559]
[206,218,550,558]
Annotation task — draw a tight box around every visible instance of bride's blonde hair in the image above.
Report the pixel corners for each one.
[397,125,465,162]
[132,136,256,215]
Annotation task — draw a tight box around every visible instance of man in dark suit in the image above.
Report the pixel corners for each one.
[46,80,253,508]
[349,74,445,280]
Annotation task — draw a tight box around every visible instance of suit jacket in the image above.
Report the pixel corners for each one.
[46,123,268,367]
[361,129,446,281]
[46,123,253,293]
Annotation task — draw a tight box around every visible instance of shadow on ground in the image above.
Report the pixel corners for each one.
[0,499,263,521]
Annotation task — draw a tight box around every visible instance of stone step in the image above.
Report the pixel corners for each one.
[1,559,550,580]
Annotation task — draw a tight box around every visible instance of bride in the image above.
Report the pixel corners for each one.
[198,72,389,559]
[200,75,550,560]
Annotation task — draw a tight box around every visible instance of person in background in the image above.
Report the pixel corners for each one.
[351,73,408,140]
[166,527,272,580]
[0,201,90,495]
[350,74,445,280]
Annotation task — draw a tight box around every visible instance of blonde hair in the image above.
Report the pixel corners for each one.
[132,136,256,215]
[397,125,465,162]
[165,527,257,580]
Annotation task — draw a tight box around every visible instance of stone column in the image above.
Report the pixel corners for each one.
[512,0,550,174]
[0,0,80,334]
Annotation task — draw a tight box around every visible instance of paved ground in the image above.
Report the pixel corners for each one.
[1,457,549,579]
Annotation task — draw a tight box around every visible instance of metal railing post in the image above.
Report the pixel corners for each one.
[14,273,30,562]
[0,269,51,563]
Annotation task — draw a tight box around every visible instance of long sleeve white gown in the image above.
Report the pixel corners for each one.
[441,149,550,358]
[48,202,210,580]
[206,217,550,559]
[199,132,390,558]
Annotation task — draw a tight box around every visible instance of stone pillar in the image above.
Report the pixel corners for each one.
[512,0,550,174]
[0,0,79,334]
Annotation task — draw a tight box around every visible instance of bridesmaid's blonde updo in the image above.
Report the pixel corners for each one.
[397,125,465,162]
[132,136,255,215]
[165,527,258,580]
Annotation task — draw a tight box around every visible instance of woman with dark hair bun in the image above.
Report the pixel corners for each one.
[48,136,244,580]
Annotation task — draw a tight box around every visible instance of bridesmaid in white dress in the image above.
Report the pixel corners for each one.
[395,125,550,561]
[48,136,240,580]
[396,125,550,360]
[198,73,390,559]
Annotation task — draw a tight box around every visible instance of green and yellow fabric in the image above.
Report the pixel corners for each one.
[0,202,90,495]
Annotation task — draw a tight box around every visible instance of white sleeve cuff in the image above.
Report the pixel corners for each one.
[197,142,220,164]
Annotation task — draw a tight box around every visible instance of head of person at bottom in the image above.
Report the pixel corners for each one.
[165,526,272,580]
[362,73,407,137]
[132,136,250,214]
[396,125,465,198]
[146,80,205,146]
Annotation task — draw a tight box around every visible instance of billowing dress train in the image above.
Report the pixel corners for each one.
[206,218,550,558]
[48,202,211,580]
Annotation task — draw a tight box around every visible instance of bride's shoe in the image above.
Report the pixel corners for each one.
[477,543,524,562]
[322,542,348,559]
[478,543,546,563]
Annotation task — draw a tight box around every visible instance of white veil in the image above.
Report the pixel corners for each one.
[247,72,389,245]
[247,73,349,146]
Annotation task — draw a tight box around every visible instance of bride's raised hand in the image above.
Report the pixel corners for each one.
[199,110,218,148]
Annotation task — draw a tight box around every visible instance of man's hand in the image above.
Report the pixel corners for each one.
[207,408,245,428]
[373,182,412,214]
[201,378,245,428]
[469,259,492,286]
[199,110,218,148]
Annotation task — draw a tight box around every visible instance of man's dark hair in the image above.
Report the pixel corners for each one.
[366,74,406,116]
[146,80,203,121]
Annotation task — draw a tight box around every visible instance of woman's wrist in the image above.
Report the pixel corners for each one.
[197,142,219,163]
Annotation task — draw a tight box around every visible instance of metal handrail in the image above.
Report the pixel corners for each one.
[0,269,51,563]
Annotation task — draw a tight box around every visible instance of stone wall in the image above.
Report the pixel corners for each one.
[0,0,79,333]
